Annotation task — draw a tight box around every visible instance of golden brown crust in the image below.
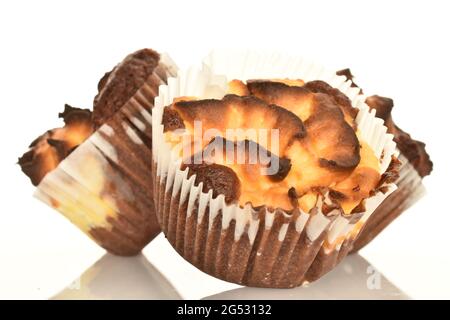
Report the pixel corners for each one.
[305,93,360,169]
[168,94,306,154]
[163,79,382,214]
[247,80,312,110]
[18,105,93,186]
[182,137,294,205]
[304,80,359,122]
[246,80,315,121]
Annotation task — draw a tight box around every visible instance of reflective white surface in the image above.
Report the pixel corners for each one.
[205,254,408,300]
[0,228,444,299]
[47,252,407,300]
[52,254,182,300]
[20,245,407,300]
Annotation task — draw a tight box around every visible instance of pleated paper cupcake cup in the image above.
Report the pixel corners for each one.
[204,50,428,254]
[34,54,177,256]
[152,51,398,287]
[351,153,425,252]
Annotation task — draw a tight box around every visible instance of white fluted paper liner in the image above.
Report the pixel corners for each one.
[352,153,425,251]
[33,54,177,256]
[384,154,424,205]
[152,51,398,287]
[392,153,425,205]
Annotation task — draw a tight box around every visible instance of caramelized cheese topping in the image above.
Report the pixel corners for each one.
[19,48,170,187]
[163,79,382,214]
[18,105,93,185]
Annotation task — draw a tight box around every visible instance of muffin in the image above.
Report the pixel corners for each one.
[336,69,433,252]
[152,60,399,287]
[18,49,177,256]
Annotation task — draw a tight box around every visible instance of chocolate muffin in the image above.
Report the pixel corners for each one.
[18,49,177,256]
[152,64,398,287]
[335,69,433,252]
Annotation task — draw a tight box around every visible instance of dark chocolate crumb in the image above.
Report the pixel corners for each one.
[162,107,185,132]
[182,162,241,204]
[268,157,292,182]
[336,68,362,93]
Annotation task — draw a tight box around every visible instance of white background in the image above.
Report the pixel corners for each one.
[0,0,449,299]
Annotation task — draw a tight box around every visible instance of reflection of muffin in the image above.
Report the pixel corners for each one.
[205,254,408,300]
[52,254,181,300]
[152,65,398,287]
[336,69,433,252]
[19,49,177,256]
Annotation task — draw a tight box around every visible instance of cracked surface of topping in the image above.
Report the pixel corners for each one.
[304,93,360,169]
[169,94,306,154]
[19,48,168,186]
[18,105,93,185]
[163,79,384,214]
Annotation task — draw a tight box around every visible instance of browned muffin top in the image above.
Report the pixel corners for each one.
[92,49,162,129]
[163,79,395,214]
[19,48,167,186]
[18,105,93,186]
